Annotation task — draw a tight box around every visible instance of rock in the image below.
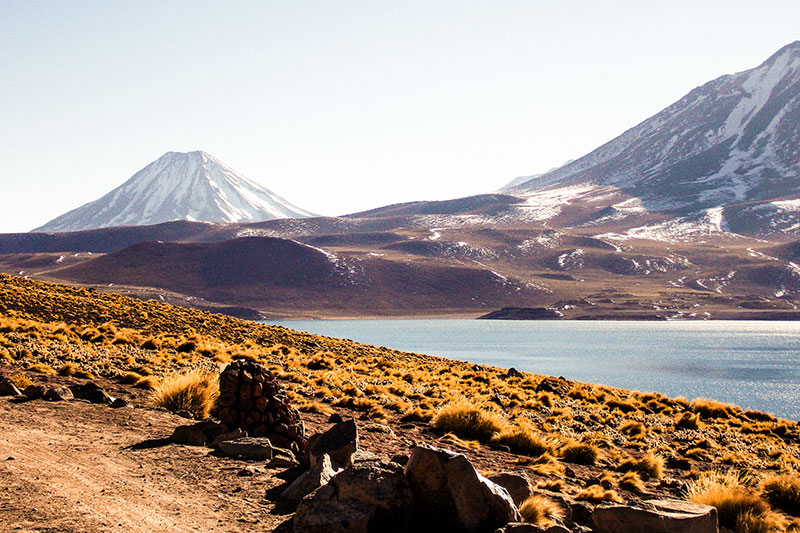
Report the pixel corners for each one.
[43,386,74,401]
[267,456,300,470]
[70,382,113,404]
[390,453,409,466]
[170,420,228,447]
[489,472,534,507]
[592,499,718,533]
[405,445,520,532]
[211,429,247,448]
[363,423,394,435]
[109,397,130,408]
[570,502,594,526]
[281,454,342,505]
[238,465,264,477]
[23,384,47,399]
[0,375,22,397]
[293,460,413,533]
[500,523,570,533]
[328,413,344,423]
[218,437,274,461]
[309,419,359,469]
[214,360,307,453]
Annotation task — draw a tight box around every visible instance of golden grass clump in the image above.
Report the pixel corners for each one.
[686,470,771,531]
[432,401,506,441]
[618,452,664,480]
[491,420,553,457]
[619,471,646,494]
[692,398,741,419]
[150,368,219,420]
[26,363,56,375]
[619,420,647,439]
[575,484,623,503]
[57,362,78,376]
[760,473,800,515]
[10,373,33,390]
[560,442,599,465]
[519,495,564,525]
[675,411,703,430]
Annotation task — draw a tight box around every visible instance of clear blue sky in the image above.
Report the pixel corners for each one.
[1,1,798,232]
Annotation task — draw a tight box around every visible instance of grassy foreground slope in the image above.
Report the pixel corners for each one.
[2,273,800,531]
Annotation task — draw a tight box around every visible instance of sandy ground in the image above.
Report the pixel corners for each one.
[0,397,289,533]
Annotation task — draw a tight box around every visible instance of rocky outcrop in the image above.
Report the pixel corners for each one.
[0,375,22,397]
[70,382,114,404]
[308,419,358,468]
[214,360,307,455]
[404,445,521,532]
[592,499,718,533]
[293,460,413,533]
[489,472,534,507]
[281,454,342,505]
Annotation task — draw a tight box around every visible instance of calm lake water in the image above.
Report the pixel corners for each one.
[267,319,800,421]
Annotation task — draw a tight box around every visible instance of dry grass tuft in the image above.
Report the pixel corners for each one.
[432,401,506,441]
[150,369,218,419]
[619,471,647,494]
[561,442,599,465]
[761,473,800,515]
[575,484,623,503]
[26,363,56,375]
[491,420,552,457]
[519,495,564,525]
[10,373,33,389]
[618,452,664,479]
[692,398,741,419]
[686,470,770,530]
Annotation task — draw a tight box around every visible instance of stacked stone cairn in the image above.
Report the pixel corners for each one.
[214,360,307,455]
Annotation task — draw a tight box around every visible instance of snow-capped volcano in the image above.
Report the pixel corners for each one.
[33,151,315,232]
[507,42,800,216]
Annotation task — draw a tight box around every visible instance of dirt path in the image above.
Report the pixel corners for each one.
[0,398,287,533]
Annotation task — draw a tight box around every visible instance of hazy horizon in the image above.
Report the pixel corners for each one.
[2,1,799,232]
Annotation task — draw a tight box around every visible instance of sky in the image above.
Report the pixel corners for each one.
[1,1,799,233]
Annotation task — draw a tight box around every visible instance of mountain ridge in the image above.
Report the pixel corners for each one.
[506,41,800,220]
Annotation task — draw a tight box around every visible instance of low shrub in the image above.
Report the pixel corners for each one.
[575,485,622,503]
[519,495,564,525]
[491,421,552,457]
[761,473,800,515]
[618,452,664,479]
[432,401,506,441]
[686,471,770,530]
[560,442,599,465]
[149,368,218,419]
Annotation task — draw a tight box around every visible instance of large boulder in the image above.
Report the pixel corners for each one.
[405,445,520,532]
[293,460,413,533]
[281,453,342,505]
[592,499,718,533]
[309,419,359,468]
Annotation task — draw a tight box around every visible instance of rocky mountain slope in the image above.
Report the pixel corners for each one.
[507,41,800,238]
[33,151,315,232]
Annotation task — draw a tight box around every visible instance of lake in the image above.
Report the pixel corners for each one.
[267,319,800,421]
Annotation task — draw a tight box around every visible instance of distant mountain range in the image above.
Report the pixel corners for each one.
[6,43,800,320]
[33,151,315,233]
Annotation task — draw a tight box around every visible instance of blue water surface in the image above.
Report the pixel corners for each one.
[266,319,800,421]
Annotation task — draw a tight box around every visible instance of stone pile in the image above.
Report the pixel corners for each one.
[214,360,307,455]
